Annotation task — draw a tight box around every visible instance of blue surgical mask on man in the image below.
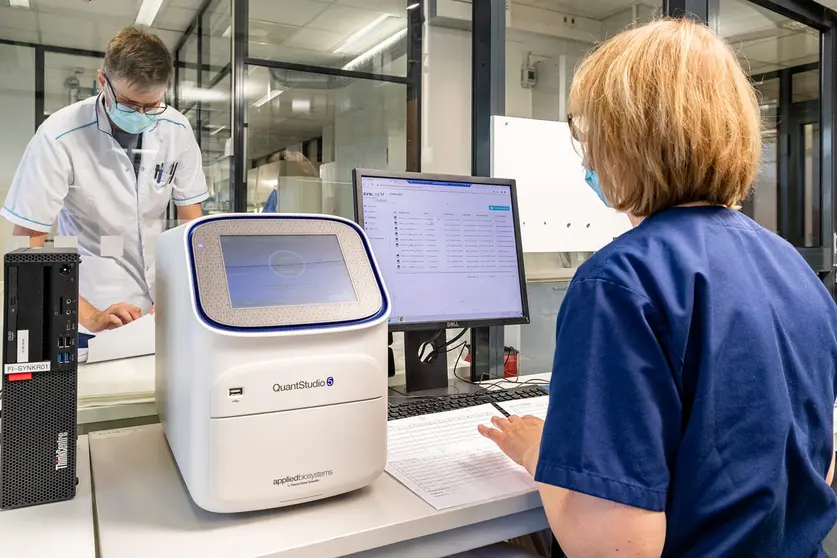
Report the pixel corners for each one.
[106,100,157,135]
[103,78,159,135]
[584,167,610,207]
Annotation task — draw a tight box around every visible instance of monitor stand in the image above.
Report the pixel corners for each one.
[469,326,504,382]
[402,330,449,393]
[393,330,495,396]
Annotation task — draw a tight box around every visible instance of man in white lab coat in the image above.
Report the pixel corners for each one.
[3,27,208,332]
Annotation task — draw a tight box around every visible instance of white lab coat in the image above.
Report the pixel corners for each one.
[2,94,208,315]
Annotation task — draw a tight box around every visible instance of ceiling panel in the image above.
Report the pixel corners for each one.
[249,0,331,27]
[336,0,406,12]
[717,0,791,40]
[168,0,212,7]
[153,28,186,49]
[156,6,198,31]
[0,27,40,44]
[307,5,388,33]
[284,27,347,51]
[0,7,38,31]
[250,20,300,46]
[35,0,139,18]
[738,31,818,70]
[38,11,99,39]
[514,0,633,19]
[43,32,107,52]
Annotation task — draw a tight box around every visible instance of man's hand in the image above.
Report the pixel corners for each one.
[84,302,141,333]
[478,415,544,476]
[12,225,47,247]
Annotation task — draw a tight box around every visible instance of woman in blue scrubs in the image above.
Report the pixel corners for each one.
[480,18,837,557]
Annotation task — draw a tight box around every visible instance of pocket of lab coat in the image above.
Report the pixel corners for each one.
[142,177,174,222]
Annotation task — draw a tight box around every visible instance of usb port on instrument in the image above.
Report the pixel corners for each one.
[229,388,243,397]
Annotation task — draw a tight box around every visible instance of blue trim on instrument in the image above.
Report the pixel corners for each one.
[2,206,51,228]
[156,118,186,128]
[55,121,96,140]
[187,215,390,333]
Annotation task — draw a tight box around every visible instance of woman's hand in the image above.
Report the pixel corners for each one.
[478,415,544,476]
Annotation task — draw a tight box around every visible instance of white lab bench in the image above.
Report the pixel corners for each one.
[77,355,156,427]
[89,423,547,558]
[0,436,96,558]
[2,343,836,558]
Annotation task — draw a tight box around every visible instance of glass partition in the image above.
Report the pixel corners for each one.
[0,44,36,254]
[719,0,821,248]
[175,0,233,214]
[44,53,102,118]
[201,0,233,214]
[245,65,406,218]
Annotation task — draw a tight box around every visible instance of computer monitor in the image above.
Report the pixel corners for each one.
[353,169,530,392]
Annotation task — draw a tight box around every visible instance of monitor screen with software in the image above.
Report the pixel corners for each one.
[354,169,529,331]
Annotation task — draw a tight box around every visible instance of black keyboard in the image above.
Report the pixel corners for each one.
[387,385,549,421]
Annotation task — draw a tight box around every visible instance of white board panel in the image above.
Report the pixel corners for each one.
[491,116,631,253]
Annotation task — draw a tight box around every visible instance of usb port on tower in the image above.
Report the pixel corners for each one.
[229,388,243,397]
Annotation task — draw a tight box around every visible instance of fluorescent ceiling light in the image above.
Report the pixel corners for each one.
[222,25,231,38]
[334,14,396,53]
[292,99,311,113]
[407,3,420,9]
[135,0,164,26]
[252,85,283,108]
[209,126,227,136]
[9,0,30,8]
[342,28,407,72]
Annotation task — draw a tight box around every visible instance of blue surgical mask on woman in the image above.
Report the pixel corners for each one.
[584,168,610,207]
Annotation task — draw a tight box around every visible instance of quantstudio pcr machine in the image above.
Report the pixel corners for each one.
[155,214,390,513]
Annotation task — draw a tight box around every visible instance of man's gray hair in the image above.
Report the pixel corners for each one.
[103,27,173,91]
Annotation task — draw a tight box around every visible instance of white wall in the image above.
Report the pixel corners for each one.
[0,44,35,255]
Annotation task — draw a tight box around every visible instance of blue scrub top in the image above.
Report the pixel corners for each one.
[537,207,837,557]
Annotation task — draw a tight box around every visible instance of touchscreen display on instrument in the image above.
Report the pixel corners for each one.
[220,234,357,309]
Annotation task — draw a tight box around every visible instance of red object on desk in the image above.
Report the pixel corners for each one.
[504,353,519,378]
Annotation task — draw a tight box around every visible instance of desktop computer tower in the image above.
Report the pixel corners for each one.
[1,248,80,509]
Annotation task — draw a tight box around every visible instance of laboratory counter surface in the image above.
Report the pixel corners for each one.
[89,424,548,558]
[0,435,96,558]
[76,355,156,427]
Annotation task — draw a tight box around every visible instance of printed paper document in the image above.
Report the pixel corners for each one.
[495,396,550,420]
[386,404,535,510]
[81,314,155,364]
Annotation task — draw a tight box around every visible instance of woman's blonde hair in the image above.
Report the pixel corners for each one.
[568,18,761,216]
